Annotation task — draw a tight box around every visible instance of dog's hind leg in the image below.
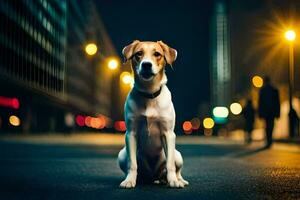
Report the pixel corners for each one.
[118,147,127,174]
[175,150,189,187]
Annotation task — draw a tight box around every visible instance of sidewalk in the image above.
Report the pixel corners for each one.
[0,132,245,146]
[274,137,300,144]
[0,131,299,146]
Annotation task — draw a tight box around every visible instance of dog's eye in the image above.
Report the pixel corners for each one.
[135,51,143,58]
[154,52,162,57]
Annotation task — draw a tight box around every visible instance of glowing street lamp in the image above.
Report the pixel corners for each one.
[213,106,229,118]
[230,102,242,115]
[120,71,133,85]
[203,117,214,129]
[9,115,20,126]
[107,58,119,70]
[285,30,296,41]
[284,29,296,137]
[212,106,229,124]
[252,75,263,88]
[85,43,98,56]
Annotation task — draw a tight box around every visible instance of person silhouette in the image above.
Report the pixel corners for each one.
[258,76,280,148]
[242,99,255,144]
[289,108,299,138]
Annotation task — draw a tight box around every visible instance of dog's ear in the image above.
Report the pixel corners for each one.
[122,40,140,62]
[157,41,177,66]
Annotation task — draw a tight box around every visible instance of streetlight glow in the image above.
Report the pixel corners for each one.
[85,43,98,55]
[230,102,242,115]
[285,29,297,137]
[285,30,296,41]
[213,107,229,118]
[9,115,20,126]
[252,75,263,88]
[108,58,119,70]
[120,71,133,85]
[203,117,214,129]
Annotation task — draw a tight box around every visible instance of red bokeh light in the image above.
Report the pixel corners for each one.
[114,121,126,132]
[75,115,85,127]
[11,98,20,109]
[0,96,20,109]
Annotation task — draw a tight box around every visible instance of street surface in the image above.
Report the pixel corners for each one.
[0,133,299,199]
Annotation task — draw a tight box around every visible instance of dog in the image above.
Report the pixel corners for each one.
[118,40,188,188]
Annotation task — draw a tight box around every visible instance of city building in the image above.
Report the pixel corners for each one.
[210,0,232,123]
[0,0,118,133]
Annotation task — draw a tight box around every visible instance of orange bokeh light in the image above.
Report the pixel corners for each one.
[90,117,101,129]
[85,116,92,127]
[183,121,193,134]
[252,75,263,88]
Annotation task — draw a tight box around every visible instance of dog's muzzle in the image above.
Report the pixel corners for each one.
[139,61,155,80]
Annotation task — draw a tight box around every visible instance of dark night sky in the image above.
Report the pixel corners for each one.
[96,0,213,123]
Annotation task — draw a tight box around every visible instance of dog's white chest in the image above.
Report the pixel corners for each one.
[144,102,159,118]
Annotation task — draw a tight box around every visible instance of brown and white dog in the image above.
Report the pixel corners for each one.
[118,40,188,188]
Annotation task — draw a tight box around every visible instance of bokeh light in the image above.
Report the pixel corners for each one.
[75,115,85,127]
[213,107,229,118]
[0,96,20,109]
[183,121,193,134]
[90,117,102,129]
[114,121,126,132]
[120,71,133,85]
[252,75,263,88]
[85,43,97,55]
[84,116,92,127]
[97,115,106,129]
[9,115,20,126]
[203,117,214,129]
[191,117,201,130]
[11,98,20,109]
[230,102,242,115]
[108,58,119,70]
[65,113,74,127]
[285,30,296,41]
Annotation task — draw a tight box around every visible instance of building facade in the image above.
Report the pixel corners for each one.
[210,0,232,112]
[0,0,117,132]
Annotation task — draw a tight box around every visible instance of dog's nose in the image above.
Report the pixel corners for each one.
[141,62,152,70]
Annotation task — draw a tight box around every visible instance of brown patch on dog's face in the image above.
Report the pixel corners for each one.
[122,41,177,82]
[132,42,165,80]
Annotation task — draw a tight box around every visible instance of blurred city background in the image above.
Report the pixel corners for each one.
[0,0,299,140]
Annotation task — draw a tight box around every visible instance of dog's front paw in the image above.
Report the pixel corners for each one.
[178,178,189,187]
[120,173,137,189]
[120,178,136,188]
[167,173,182,188]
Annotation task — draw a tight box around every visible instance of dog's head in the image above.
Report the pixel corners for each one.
[122,40,177,82]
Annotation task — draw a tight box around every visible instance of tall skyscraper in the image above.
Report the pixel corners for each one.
[210,0,231,111]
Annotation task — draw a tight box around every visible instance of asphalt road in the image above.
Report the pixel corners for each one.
[0,136,299,200]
